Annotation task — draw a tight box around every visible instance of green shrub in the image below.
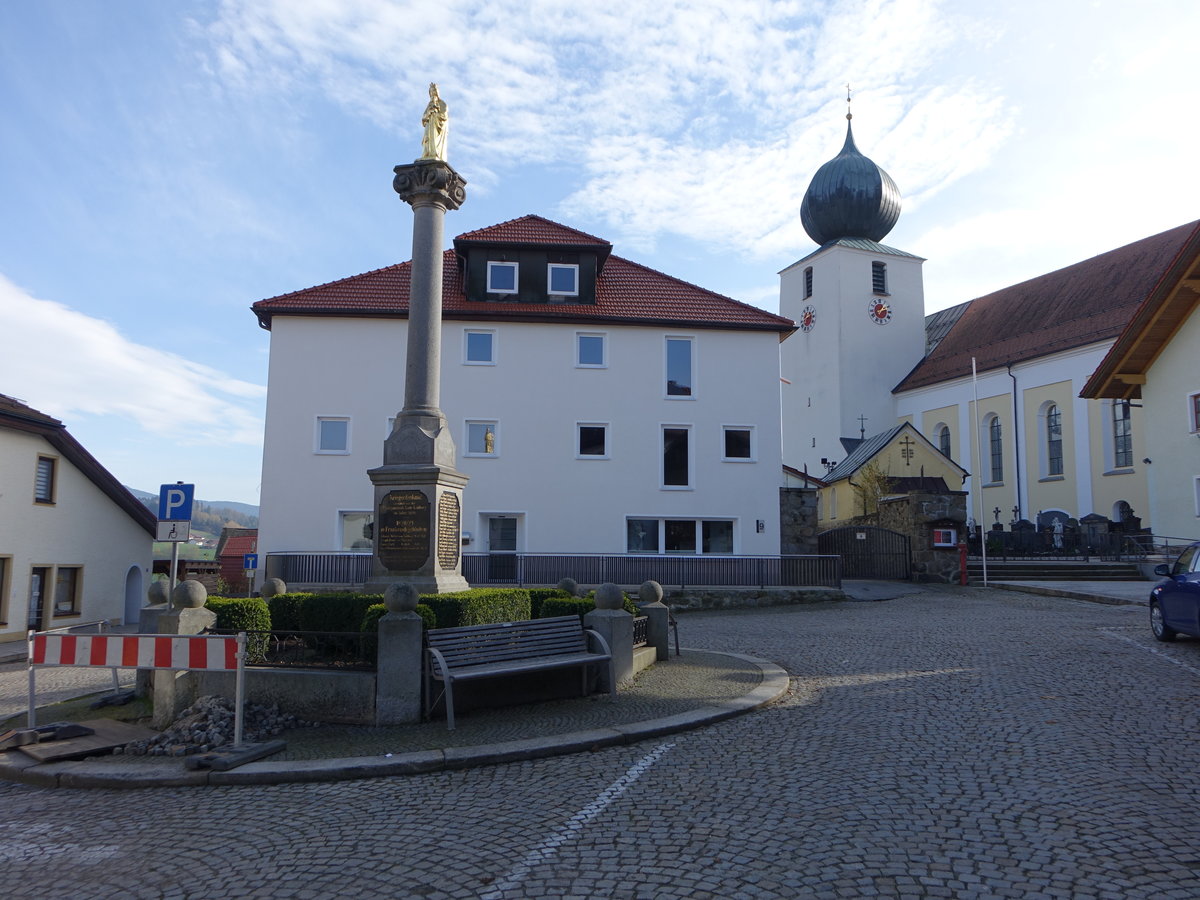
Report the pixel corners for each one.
[539,597,595,620]
[360,602,437,634]
[420,589,531,628]
[205,597,271,662]
[267,592,309,633]
[528,588,572,620]
[297,592,383,634]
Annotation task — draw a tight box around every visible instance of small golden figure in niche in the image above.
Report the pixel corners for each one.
[484,428,495,454]
[420,83,448,161]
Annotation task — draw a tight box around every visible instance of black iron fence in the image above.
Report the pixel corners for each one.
[264,552,841,589]
[210,629,376,671]
[633,616,648,648]
[966,529,1149,562]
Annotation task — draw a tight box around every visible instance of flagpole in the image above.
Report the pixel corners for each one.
[972,357,988,587]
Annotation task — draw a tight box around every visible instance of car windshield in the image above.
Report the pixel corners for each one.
[1173,546,1199,576]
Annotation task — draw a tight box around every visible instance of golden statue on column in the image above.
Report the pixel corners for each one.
[420,83,449,161]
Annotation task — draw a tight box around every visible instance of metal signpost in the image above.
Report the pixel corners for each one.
[243,553,258,596]
[158,482,195,591]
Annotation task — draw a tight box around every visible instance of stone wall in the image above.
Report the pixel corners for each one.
[780,487,819,555]
[877,491,968,583]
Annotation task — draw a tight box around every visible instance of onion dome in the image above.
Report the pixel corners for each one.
[800,117,901,245]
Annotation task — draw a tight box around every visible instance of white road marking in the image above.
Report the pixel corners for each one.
[480,741,676,899]
[1103,631,1200,678]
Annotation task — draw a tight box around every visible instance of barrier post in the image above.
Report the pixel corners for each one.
[233,632,246,747]
[958,541,969,586]
[27,629,36,728]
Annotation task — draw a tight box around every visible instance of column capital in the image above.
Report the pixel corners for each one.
[392,159,467,211]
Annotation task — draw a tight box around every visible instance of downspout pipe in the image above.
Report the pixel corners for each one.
[1006,362,1022,522]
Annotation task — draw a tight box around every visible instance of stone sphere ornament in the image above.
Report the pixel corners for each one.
[147,579,171,607]
[594,582,624,611]
[260,578,287,600]
[172,579,208,609]
[385,583,420,614]
[556,577,579,597]
[639,580,664,605]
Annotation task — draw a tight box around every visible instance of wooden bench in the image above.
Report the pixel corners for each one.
[424,616,615,730]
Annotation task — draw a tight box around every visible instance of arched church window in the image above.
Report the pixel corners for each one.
[1046,404,1063,475]
[935,424,951,458]
[988,416,1003,482]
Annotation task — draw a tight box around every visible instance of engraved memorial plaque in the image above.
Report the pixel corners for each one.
[377,490,430,571]
[438,491,461,570]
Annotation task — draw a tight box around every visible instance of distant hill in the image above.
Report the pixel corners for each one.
[126,487,259,527]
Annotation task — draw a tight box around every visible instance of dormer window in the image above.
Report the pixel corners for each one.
[486,261,518,294]
[548,264,579,297]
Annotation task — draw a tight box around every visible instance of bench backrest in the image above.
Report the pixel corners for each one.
[427,615,589,668]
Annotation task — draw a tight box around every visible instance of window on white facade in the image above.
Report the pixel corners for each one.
[316,417,350,454]
[1189,392,1200,432]
[0,556,9,624]
[340,511,374,551]
[627,518,659,553]
[34,456,56,504]
[464,330,495,364]
[1046,404,1063,476]
[577,333,606,367]
[577,423,608,458]
[1112,399,1133,468]
[466,421,499,456]
[872,261,888,294]
[988,416,1003,483]
[626,518,734,554]
[663,426,690,487]
[722,426,754,461]
[666,337,693,397]
[486,261,518,294]
[934,424,951,459]
[804,267,813,298]
[53,566,80,616]
[547,264,579,296]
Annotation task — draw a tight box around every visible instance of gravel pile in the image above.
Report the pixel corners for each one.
[116,695,316,757]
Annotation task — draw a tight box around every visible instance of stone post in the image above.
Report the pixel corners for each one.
[638,580,670,662]
[375,585,424,725]
[366,156,470,595]
[151,581,216,729]
[584,583,633,692]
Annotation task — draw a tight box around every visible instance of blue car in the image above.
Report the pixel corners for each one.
[1150,542,1200,641]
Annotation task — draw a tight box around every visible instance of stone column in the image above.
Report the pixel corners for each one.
[367,158,470,595]
[638,580,670,662]
[584,583,633,692]
[375,585,424,724]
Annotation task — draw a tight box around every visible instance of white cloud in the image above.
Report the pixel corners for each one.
[0,275,265,446]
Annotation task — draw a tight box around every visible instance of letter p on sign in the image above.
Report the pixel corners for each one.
[158,483,195,521]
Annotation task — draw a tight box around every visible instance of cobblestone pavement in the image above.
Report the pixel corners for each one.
[4,585,1200,899]
[0,661,133,721]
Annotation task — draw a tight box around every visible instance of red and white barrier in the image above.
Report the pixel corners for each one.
[31,633,238,672]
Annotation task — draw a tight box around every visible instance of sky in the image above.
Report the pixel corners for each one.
[1,0,1197,506]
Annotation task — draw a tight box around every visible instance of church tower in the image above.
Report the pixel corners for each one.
[780,104,926,476]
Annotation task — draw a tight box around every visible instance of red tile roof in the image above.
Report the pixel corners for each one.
[895,220,1200,392]
[253,217,793,334]
[454,214,611,247]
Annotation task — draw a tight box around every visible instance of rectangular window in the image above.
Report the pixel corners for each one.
[872,261,888,294]
[316,417,350,454]
[53,566,80,616]
[666,337,693,397]
[1189,392,1200,432]
[702,520,734,554]
[663,426,690,487]
[665,520,696,553]
[1113,400,1133,468]
[0,556,9,624]
[1047,406,1063,476]
[467,421,499,456]
[723,426,754,461]
[486,261,518,294]
[339,511,374,551]
[34,456,56,504]
[989,417,1003,483]
[464,330,495,364]
[576,333,606,367]
[627,519,660,553]
[804,266,813,298]
[577,423,608,458]
[547,264,579,296]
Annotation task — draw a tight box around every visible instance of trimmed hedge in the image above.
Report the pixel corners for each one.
[266,593,307,632]
[528,588,572,620]
[419,589,531,628]
[539,597,595,620]
[205,597,271,662]
[361,602,437,635]
[298,592,383,634]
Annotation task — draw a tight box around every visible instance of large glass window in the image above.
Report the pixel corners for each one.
[577,333,605,367]
[988,416,1003,482]
[548,264,579,296]
[627,519,659,553]
[626,518,734,554]
[486,261,518,294]
[1113,400,1133,468]
[666,338,693,397]
[316,417,349,453]
[702,521,734,553]
[465,330,495,364]
[340,511,374,551]
[665,520,697,553]
[1046,404,1063,476]
[34,456,55,503]
[663,427,690,487]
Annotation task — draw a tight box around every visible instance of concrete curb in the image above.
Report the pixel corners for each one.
[984,582,1144,606]
[0,653,789,790]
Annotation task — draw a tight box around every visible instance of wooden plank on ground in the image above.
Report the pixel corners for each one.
[18,719,158,763]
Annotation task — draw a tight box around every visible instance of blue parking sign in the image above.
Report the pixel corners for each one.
[158,483,195,521]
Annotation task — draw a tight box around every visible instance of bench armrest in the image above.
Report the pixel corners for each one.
[584,628,612,658]
[427,646,452,680]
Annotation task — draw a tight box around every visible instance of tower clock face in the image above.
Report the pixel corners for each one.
[800,306,816,332]
[868,297,892,324]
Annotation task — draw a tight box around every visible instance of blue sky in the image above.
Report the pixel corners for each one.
[2,0,1197,505]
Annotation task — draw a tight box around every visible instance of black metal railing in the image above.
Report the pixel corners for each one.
[210,629,376,671]
[632,615,648,648]
[264,551,841,589]
[966,529,1146,562]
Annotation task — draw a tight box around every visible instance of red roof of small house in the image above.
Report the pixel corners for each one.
[253,216,793,335]
[216,529,258,587]
[0,393,156,536]
[895,220,1200,392]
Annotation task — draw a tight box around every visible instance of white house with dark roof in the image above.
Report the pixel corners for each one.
[0,394,155,645]
[252,216,795,579]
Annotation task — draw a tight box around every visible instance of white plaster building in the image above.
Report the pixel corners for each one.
[252,216,794,575]
[0,394,155,647]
